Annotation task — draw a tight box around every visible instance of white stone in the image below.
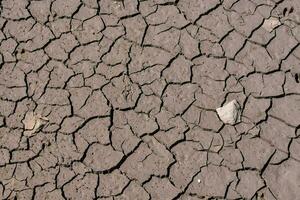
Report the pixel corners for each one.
[262,17,281,32]
[216,100,241,125]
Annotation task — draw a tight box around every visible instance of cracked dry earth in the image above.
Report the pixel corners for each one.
[1,0,300,199]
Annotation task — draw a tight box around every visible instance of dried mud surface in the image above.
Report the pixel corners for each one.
[0,0,300,199]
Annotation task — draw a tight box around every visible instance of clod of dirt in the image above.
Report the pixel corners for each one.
[22,111,49,136]
[216,100,241,125]
[262,17,281,32]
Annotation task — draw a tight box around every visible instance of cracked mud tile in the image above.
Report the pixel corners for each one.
[75,90,110,119]
[16,50,49,73]
[97,170,129,197]
[0,148,10,166]
[162,55,192,83]
[130,64,165,86]
[135,94,161,115]
[0,85,27,102]
[144,177,180,200]
[128,45,173,73]
[270,95,300,127]
[155,109,188,147]
[199,40,224,57]
[179,29,200,59]
[237,135,275,170]
[102,38,131,66]
[243,95,271,124]
[26,162,58,189]
[51,0,81,17]
[45,34,79,61]
[198,109,225,131]
[74,117,111,145]
[193,57,228,81]
[250,24,276,46]
[228,2,264,37]
[72,16,104,45]
[38,88,69,105]
[111,124,141,154]
[28,0,52,24]
[0,0,300,199]
[240,72,285,97]
[186,165,236,198]
[59,116,85,134]
[1,0,30,19]
[236,170,265,199]
[47,17,71,38]
[170,141,207,190]
[122,14,147,45]
[56,166,76,188]
[221,30,246,59]
[219,147,243,171]
[120,136,174,183]
[197,6,232,39]
[186,127,223,152]
[102,75,141,110]
[226,59,254,79]
[0,38,18,62]
[47,61,74,88]
[146,4,189,29]
[46,134,81,165]
[63,173,98,200]
[118,110,158,137]
[83,143,124,172]
[143,25,181,53]
[177,0,221,23]
[181,105,202,125]
[67,42,103,65]
[281,52,300,72]
[34,183,64,200]
[4,98,34,129]
[193,77,226,110]
[100,0,139,18]
[0,128,22,150]
[267,26,298,61]
[162,84,198,115]
[235,41,279,73]
[263,159,300,199]
[114,181,150,200]
[260,116,295,163]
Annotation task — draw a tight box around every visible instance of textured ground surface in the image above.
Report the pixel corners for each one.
[0,0,300,199]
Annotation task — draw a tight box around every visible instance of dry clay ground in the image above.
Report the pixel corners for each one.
[0,0,300,199]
